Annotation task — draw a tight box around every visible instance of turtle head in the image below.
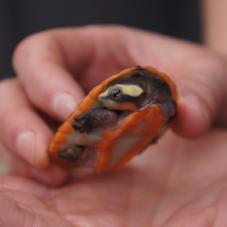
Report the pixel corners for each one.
[98,69,174,111]
[98,83,144,111]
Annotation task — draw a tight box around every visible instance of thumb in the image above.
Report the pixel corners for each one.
[172,55,227,137]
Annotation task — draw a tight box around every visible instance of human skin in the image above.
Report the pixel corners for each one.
[0,25,227,226]
[203,0,227,55]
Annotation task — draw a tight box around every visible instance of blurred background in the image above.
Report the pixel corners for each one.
[0,0,201,78]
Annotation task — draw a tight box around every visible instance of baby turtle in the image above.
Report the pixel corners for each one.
[48,66,178,173]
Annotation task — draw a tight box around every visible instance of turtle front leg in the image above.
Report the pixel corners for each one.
[73,107,118,133]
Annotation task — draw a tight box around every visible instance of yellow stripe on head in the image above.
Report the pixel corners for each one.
[98,84,144,110]
[117,84,143,97]
[99,84,143,99]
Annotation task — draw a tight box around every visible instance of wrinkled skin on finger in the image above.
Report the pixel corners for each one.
[0,129,227,227]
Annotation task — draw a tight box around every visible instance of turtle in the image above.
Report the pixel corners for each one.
[48,66,178,173]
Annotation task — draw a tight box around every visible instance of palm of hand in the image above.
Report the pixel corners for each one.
[1,129,226,227]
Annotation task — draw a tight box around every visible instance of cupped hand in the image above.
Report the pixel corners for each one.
[0,25,227,226]
[0,129,226,226]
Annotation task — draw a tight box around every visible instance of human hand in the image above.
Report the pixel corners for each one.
[0,130,226,226]
[0,25,227,225]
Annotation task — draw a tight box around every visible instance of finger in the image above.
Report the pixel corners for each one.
[172,53,227,137]
[12,26,137,120]
[0,79,51,168]
[13,29,87,120]
[0,143,67,187]
[0,79,68,186]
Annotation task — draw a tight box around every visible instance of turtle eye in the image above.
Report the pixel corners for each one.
[109,88,122,99]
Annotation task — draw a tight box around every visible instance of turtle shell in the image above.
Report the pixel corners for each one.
[48,66,178,173]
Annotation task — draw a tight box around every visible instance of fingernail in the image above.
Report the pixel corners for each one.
[16,131,49,168]
[16,131,35,165]
[53,93,77,119]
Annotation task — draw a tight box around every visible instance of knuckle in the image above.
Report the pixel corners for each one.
[13,34,37,67]
[12,32,53,70]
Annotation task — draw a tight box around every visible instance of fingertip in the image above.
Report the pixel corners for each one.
[16,129,51,169]
[52,92,80,120]
[173,95,211,138]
